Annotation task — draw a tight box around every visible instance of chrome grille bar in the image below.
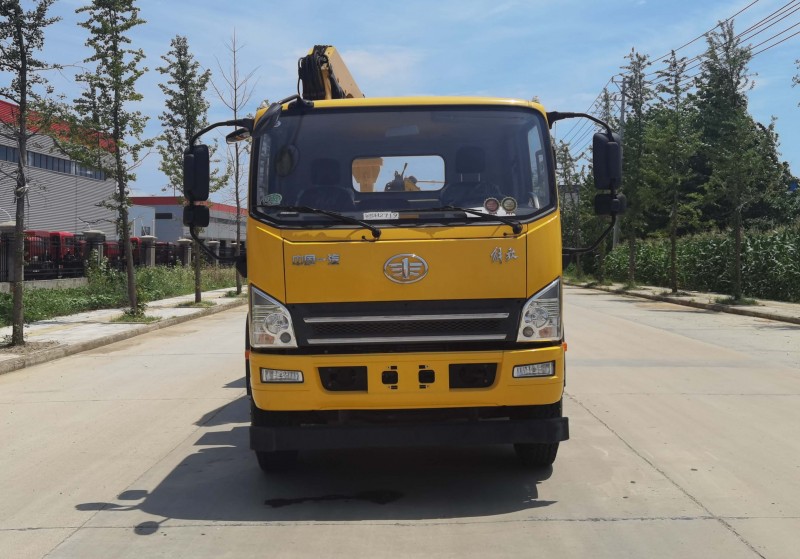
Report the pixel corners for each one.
[304,313,509,324]
[307,334,508,345]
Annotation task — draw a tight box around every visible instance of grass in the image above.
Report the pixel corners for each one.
[0,263,239,326]
[112,312,161,324]
[714,296,758,306]
[176,300,216,308]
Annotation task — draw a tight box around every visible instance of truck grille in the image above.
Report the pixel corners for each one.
[289,299,523,346]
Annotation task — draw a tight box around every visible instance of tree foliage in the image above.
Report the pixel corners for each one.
[157,35,212,195]
[62,0,152,315]
[0,0,60,345]
[156,34,222,303]
[620,48,652,284]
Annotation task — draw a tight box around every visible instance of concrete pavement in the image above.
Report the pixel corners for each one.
[566,279,800,326]
[0,287,248,376]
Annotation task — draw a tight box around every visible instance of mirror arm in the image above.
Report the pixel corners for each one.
[189,226,240,263]
[190,118,254,147]
[562,215,617,256]
[547,111,614,137]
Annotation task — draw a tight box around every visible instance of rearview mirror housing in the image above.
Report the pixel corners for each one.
[593,132,622,190]
[183,205,210,227]
[183,144,210,202]
[594,193,627,216]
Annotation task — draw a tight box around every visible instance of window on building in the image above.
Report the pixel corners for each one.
[0,145,20,163]
[155,212,173,220]
[27,151,73,174]
[73,163,106,181]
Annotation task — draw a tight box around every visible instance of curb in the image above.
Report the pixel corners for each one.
[0,297,248,377]
[566,282,800,327]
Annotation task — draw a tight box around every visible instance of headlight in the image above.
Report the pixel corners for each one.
[517,278,562,342]
[249,285,298,348]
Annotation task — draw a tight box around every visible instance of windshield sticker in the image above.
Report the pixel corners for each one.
[501,197,518,214]
[363,211,400,220]
[262,193,283,206]
[483,198,500,214]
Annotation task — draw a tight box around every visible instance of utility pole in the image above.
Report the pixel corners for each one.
[612,75,626,249]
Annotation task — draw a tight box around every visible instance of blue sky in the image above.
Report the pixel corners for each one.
[15,0,800,199]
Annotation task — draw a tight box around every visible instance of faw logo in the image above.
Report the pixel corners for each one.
[384,254,429,284]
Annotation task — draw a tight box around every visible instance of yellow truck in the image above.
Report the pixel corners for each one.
[183,46,624,471]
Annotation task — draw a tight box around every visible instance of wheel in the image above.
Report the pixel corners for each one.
[512,400,562,469]
[251,402,299,472]
[514,441,559,468]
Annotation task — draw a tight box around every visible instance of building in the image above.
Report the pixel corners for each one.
[130,196,247,250]
[0,100,120,239]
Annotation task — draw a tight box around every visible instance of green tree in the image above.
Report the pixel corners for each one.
[63,0,152,315]
[211,31,257,295]
[593,86,620,281]
[0,0,60,345]
[555,140,582,273]
[695,21,781,300]
[156,34,224,303]
[620,48,653,285]
[646,51,701,293]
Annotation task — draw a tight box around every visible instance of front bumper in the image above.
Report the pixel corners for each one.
[249,345,565,411]
[250,416,568,451]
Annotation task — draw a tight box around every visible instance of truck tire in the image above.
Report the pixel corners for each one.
[251,402,298,472]
[513,400,562,469]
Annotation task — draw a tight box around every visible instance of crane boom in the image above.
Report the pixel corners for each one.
[298,45,365,100]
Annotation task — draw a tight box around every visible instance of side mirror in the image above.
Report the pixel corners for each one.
[226,128,251,144]
[594,193,627,216]
[593,132,622,190]
[183,144,210,202]
[183,205,210,227]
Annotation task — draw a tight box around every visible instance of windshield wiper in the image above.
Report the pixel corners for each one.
[262,205,381,240]
[411,206,522,235]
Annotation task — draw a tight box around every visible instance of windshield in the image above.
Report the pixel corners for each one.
[252,105,553,226]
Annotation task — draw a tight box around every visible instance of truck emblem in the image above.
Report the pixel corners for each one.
[384,254,428,284]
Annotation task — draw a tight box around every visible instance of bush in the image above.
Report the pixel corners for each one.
[605,225,800,302]
[0,264,239,326]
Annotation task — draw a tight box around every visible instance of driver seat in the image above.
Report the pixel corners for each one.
[295,158,355,211]
[440,146,490,207]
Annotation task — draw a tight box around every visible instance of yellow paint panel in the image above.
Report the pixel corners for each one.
[526,212,563,293]
[246,221,286,300]
[283,234,528,303]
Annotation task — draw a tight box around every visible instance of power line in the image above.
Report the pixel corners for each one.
[649,0,763,65]
[646,0,799,80]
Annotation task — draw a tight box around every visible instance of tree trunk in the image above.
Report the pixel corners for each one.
[194,238,202,303]
[627,234,636,285]
[119,202,137,314]
[732,208,743,301]
[597,237,606,284]
[11,183,25,346]
[669,190,678,293]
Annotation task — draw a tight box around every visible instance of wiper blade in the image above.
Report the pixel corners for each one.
[412,206,522,235]
[263,205,381,240]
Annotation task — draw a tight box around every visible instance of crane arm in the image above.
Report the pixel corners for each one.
[298,45,365,101]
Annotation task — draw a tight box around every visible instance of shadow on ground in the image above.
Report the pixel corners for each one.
[77,395,558,530]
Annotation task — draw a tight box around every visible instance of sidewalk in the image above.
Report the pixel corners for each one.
[566,280,800,326]
[0,288,248,376]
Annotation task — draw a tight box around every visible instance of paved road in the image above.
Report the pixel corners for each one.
[1,287,798,558]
